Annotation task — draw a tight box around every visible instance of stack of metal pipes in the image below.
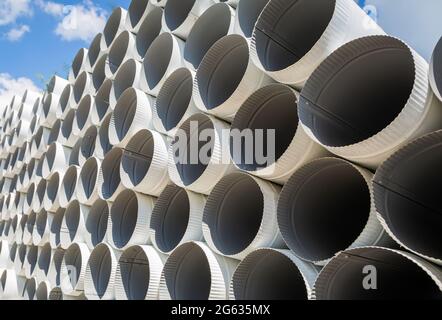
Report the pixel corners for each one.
[1,0,442,300]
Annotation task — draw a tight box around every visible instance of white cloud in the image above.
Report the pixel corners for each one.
[38,0,107,42]
[35,0,64,17]
[5,24,30,42]
[0,0,32,26]
[0,73,40,110]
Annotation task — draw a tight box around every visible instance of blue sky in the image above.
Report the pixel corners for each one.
[1,0,441,108]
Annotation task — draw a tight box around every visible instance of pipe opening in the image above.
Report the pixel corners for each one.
[109,32,131,74]
[9,242,18,263]
[51,248,65,287]
[299,36,416,147]
[36,179,47,206]
[155,68,192,131]
[46,143,58,173]
[277,158,370,262]
[22,278,36,300]
[71,49,86,80]
[204,173,263,255]
[62,166,78,203]
[89,34,102,67]
[373,131,442,260]
[17,243,27,267]
[43,95,54,119]
[113,89,139,142]
[81,126,98,160]
[103,9,124,47]
[49,287,63,300]
[62,109,76,140]
[37,244,52,278]
[164,242,211,300]
[36,282,49,300]
[80,158,99,199]
[237,0,269,38]
[26,211,37,238]
[254,0,334,71]
[73,72,89,104]
[100,148,123,199]
[64,244,83,289]
[128,0,151,29]
[76,95,92,132]
[98,114,113,157]
[196,34,249,109]
[232,249,308,300]
[164,0,195,32]
[118,246,151,300]
[69,138,83,166]
[47,173,60,203]
[231,84,298,171]
[114,60,139,103]
[27,245,38,275]
[86,199,109,247]
[92,54,108,91]
[174,113,214,186]
[26,183,35,209]
[36,209,49,240]
[111,189,138,249]
[59,85,72,115]
[48,119,62,145]
[88,244,112,298]
[143,33,174,90]
[151,185,190,252]
[184,3,232,70]
[121,129,155,187]
[136,7,163,58]
[65,201,81,242]
[36,154,45,177]
[51,207,65,247]
[95,79,112,123]
[315,248,442,300]
[431,37,442,100]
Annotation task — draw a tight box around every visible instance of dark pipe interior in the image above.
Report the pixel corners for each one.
[80,158,98,199]
[164,0,195,31]
[59,85,71,115]
[119,246,150,300]
[92,54,108,91]
[62,109,75,140]
[114,59,137,102]
[128,0,150,28]
[151,185,190,252]
[103,9,122,47]
[89,245,112,298]
[81,126,97,159]
[136,7,163,58]
[36,179,47,204]
[121,129,154,187]
[27,245,38,275]
[113,90,137,141]
[64,244,82,288]
[99,114,113,156]
[173,114,214,186]
[156,68,192,131]
[232,250,308,300]
[277,158,370,262]
[184,3,232,70]
[65,201,81,241]
[196,34,248,109]
[101,149,122,199]
[72,49,85,79]
[204,173,263,255]
[73,73,87,104]
[230,84,298,171]
[299,36,416,147]
[69,138,82,166]
[95,79,112,122]
[86,199,109,247]
[111,189,138,249]
[315,248,442,300]
[164,243,211,300]
[48,119,62,145]
[431,37,442,97]
[47,173,60,202]
[109,32,130,74]
[36,282,48,300]
[373,130,442,260]
[76,95,92,131]
[63,166,78,202]
[36,209,48,238]
[37,244,52,277]
[254,0,335,71]
[89,34,102,67]
[238,0,269,38]
[26,184,34,207]
[51,208,65,247]
[143,33,173,90]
